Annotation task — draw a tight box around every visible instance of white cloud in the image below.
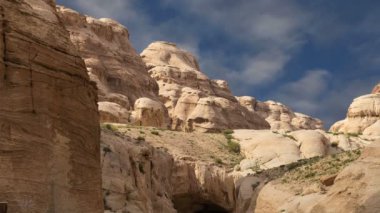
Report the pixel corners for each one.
[273,69,331,116]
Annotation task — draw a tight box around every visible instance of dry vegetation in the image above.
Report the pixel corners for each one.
[100,123,243,167]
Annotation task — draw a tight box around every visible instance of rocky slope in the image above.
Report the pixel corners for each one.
[330,85,380,136]
[141,41,270,132]
[0,1,102,212]
[57,7,169,128]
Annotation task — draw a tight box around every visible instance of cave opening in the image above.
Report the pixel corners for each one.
[173,194,230,213]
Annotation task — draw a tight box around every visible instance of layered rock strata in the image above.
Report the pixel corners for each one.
[57,7,169,127]
[0,1,102,212]
[141,41,270,132]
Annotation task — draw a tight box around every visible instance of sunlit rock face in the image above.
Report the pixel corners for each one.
[57,7,169,127]
[330,91,380,136]
[0,1,102,212]
[141,41,270,132]
[237,96,324,131]
[372,83,380,94]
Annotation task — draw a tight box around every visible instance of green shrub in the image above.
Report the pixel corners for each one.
[138,163,145,174]
[102,123,117,131]
[136,136,145,142]
[225,134,233,140]
[215,158,223,164]
[227,140,240,153]
[151,130,160,136]
[223,129,234,135]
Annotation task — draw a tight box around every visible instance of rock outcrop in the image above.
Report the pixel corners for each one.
[372,83,380,94]
[237,96,323,131]
[253,142,380,213]
[0,1,102,212]
[330,88,380,136]
[141,41,270,132]
[57,7,169,127]
[101,127,236,213]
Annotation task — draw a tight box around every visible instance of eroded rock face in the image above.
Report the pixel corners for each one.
[0,1,102,212]
[101,129,235,213]
[237,96,323,131]
[101,131,176,213]
[372,83,380,94]
[141,41,269,132]
[330,93,380,136]
[57,7,169,127]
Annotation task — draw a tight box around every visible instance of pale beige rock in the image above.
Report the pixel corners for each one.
[372,83,380,93]
[0,1,102,212]
[141,42,269,132]
[252,143,380,213]
[99,102,130,123]
[131,97,170,128]
[290,130,328,158]
[233,130,301,170]
[57,7,167,126]
[101,130,176,213]
[330,93,380,135]
[237,97,323,131]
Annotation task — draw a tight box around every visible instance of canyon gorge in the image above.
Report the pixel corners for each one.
[0,0,379,213]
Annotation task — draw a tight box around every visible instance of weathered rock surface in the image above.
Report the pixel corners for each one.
[330,93,380,136]
[101,130,176,213]
[253,142,380,213]
[57,7,169,127]
[372,83,380,94]
[141,41,269,132]
[0,1,102,212]
[237,96,323,131]
[101,128,236,212]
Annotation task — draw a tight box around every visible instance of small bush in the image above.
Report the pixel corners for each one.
[103,146,112,153]
[225,134,233,140]
[215,158,223,164]
[347,132,360,137]
[227,140,240,153]
[283,134,296,141]
[223,129,234,135]
[102,123,117,132]
[151,130,160,136]
[331,141,339,148]
[136,136,145,142]
[138,163,145,174]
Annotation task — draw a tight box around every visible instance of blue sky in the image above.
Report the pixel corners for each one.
[57,0,380,127]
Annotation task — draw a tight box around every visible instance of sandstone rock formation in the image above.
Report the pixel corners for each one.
[372,83,380,93]
[253,142,380,213]
[57,7,169,127]
[101,127,236,213]
[237,96,323,131]
[101,130,176,213]
[330,91,380,136]
[232,129,370,173]
[0,0,103,212]
[141,41,270,132]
